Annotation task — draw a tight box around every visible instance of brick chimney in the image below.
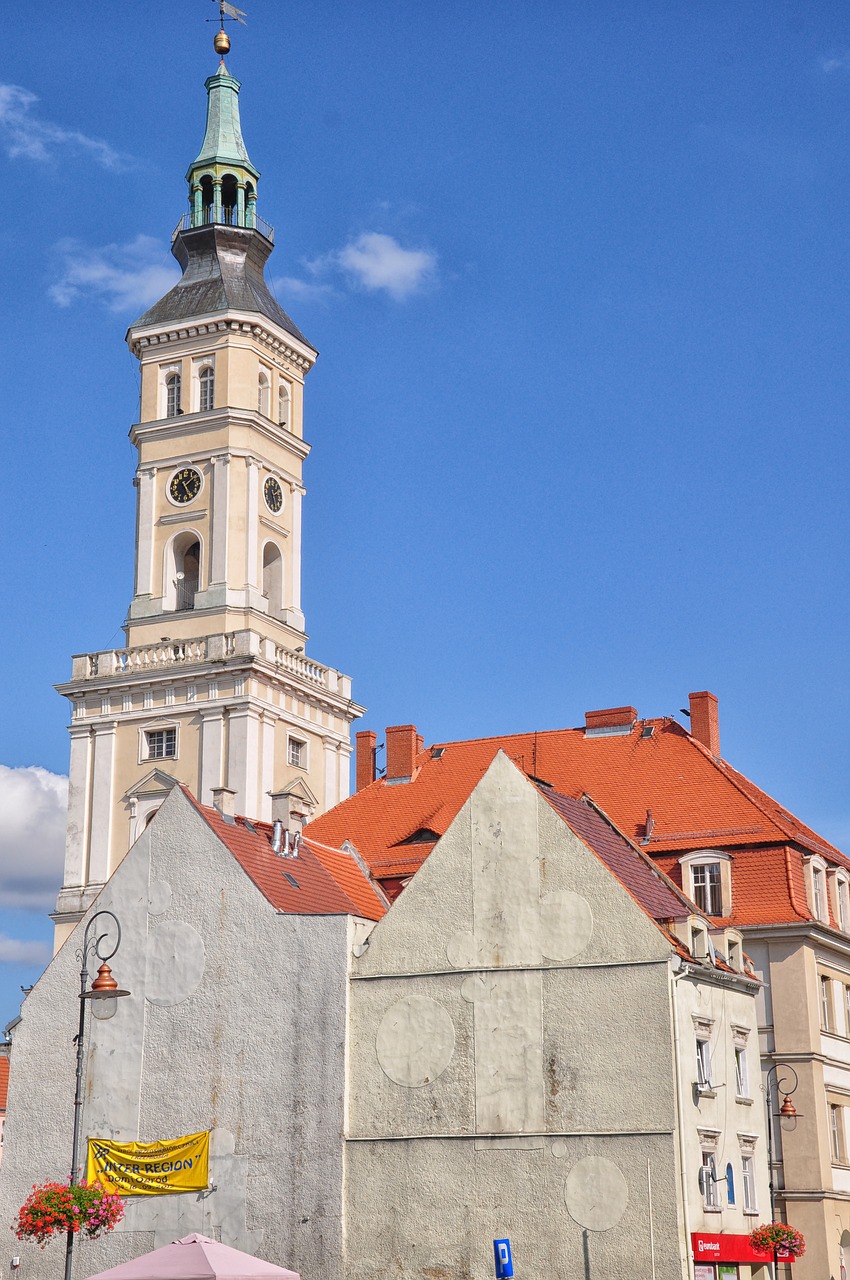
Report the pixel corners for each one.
[211,786,237,817]
[689,691,719,757]
[584,706,637,737]
[386,724,418,783]
[356,730,377,792]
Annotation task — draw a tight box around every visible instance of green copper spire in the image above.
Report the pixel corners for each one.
[186,62,262,231]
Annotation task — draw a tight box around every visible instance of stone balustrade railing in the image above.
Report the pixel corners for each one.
[69,631,351,699]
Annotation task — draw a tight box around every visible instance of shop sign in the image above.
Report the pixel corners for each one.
[691,1233,795,1265]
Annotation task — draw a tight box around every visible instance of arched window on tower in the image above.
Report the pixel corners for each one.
[258,370,270,417]
[199,175,214,226]
[199,366,215,413]
[165,531,202,612]
[221,174,238,225]
[176,540,200,611]
[166,372,181,417]
[278,381,290,428]
[262,542,283,614]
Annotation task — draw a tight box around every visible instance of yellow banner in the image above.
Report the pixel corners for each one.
[86,1131,209,1196]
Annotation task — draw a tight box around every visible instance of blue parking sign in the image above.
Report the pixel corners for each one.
[494,1239,513,1279]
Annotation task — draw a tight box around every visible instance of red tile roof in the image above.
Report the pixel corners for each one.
[0,1055,9,1112]
[187,792,386,922]
[306,717,849,930]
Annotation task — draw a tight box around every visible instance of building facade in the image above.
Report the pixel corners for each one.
[52,52,362,949]
[0,756,771,1280]
[311,696,850,1278]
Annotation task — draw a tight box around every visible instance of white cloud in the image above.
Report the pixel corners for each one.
[821,54,850,73]
[0,935,52,967]
[50,235,180,311]
[0,765,67,912]
[337,233,436,299]
[278,231,437,303]
[0,83,128,169]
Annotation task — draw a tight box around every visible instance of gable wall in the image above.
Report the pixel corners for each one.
[344,754,683,1280]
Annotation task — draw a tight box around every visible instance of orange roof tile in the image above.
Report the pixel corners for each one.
[187,793,386,922]
[306,718,849,930]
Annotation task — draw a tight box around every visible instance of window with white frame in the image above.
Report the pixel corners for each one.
[838,877,850,932]
[691,923,709,959]
[821,974,834,1031]
[696,1037,712,1090]
[279,380,290,427]
[166,371,182,417]
[258,368,270,417]
[813,865,827,922]
[741,1155,757,1212]
[831,1102,846,1163]
[199,365,215,413]
[146,728,177,760]
[700,1153,720,1209]
[844,985,850,1037]
[288,737,306,769]
[692,862,722,916]
[735,1045,749,1098]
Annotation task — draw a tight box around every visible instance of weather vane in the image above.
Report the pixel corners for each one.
[209,0,247,57]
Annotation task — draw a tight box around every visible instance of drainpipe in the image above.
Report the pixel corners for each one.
[670,960,696,1280]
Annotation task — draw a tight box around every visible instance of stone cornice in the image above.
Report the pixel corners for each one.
[128,314,316,376]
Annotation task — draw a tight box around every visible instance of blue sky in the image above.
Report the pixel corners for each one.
[2,0,850,1024]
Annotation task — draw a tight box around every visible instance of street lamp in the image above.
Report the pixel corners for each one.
[64,911,130,1280]
[764,1063,801,1280]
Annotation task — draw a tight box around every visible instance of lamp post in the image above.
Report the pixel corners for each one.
[764,1063,800,1280]
[64,911,130,1280]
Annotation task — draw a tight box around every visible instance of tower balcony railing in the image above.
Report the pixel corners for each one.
[172,208,274,244]
[68,632,350,698]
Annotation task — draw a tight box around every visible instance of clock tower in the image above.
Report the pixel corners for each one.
[53,38,363,945]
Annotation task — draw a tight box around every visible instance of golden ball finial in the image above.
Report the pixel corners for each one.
[214,29,231,55]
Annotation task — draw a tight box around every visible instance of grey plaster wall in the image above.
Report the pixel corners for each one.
[0,787,349,1280]
[345,753,682,1280]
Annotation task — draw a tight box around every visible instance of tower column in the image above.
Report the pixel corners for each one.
[192,183,203,227]
[213,178,222,224]
[282,486,305,631]
[63,727,93,888]
[323,737,338,811]
[228,707,260,817]
[210,453,230,588]
[260,713,275,821]
[88,722,118,884]
[134,466,157,598]
[245,456,260,590]
[199,708,225,804]
[237,182,246,228]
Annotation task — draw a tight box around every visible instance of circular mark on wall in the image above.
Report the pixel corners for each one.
[551,1139,568,1159]
[447,930,481,969]
[147,880,172,917]
[145,921,205,1006]
[540,891,593,962]
[376,995,455,1087]
[565,1156,629,1231]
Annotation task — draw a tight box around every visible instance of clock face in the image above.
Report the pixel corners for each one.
[264,476,284,513]
[169,467,202,504]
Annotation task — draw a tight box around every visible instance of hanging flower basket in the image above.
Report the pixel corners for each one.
[749,1222,806,1258]
[14,1180,124,1249]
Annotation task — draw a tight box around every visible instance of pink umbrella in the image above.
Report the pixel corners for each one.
[85,1234,301,1280]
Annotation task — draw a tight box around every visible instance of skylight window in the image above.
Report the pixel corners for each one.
[283,871,300,889]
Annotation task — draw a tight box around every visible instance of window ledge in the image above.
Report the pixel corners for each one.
[696,1087,717,1100]
[743,1210,760,1217]
[736,1096,754,1106]
[702,1207,723,1215]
